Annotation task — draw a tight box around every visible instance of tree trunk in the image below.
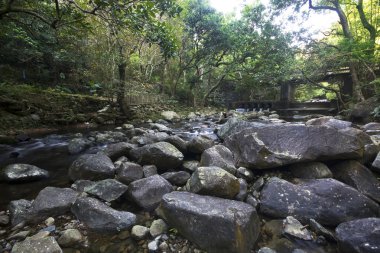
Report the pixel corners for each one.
[202,74,226,107]
[117,61,127,114]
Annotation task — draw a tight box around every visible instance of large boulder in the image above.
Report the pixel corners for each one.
[130,132,169,146]
[217,117,264,140]
[331,160,380,203]
[335,218,380,253]
[225,124,369,169]
[200,145,236,174]
[130,142,183,170]
[186,167,240,199]
[164,135,188,154]
[83,179,128,202]
[187,136,214,154]
[115,162,143,184]
[68,138,90,155]
[30,187,79,222]
[71,197,136,233]
[289,162,333,179]
[161,111,180,122]
[0,164,49,183]
[68,154,116,181]
[158,191,260,253]
[260,177,379,226]
[127,175,173,210]
[12,236,62,253]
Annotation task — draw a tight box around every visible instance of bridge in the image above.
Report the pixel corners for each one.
[228,69,353,115]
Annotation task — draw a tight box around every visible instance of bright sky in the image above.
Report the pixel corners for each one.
[208,0,339,39]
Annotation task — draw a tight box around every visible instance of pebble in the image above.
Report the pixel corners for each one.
[132,225,150,240]
[149,219,167,237]
[118,230,130,240]
[44,217,55,226]
[58,229,83,247]
[0,215,9,226]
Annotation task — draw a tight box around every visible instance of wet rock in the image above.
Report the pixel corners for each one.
[149,219,167,237]
[246,195,259,208]
[0,214,9,226]
[309,219,336,242]
[200,145,236,174]
[363,144,380,165]
[143,165,157,178]
[225,124,368,169]
[236,167,254,182]
[289,162,333,179]
[186,166,240,199]
[122,124,134,130]
[187,136,214,154]
[372,152,380,172]
[12,236,62,253]
[71,197,136,233]
[69,153,116,181]
[71,180,95,192]
[332,160,380,203]
[306,117,352,129]
[258,247,277,253]
[335,218,380,253]
[158,191,260,253]
[57,229,83,247]
[115,162,143,184]
[164,135,188,154]
[182,160,199,172]
[161,111,180,122]
[235,178,248,201]
[131,225,149,240]
[8,199,31,226]
[161,171,191,186]
[30,187,79,222]
[150,123,172,133]
[0,164,49,183]
[83,179,128,202]
[8,230,30,240]
[101,142,136,161]
[260,177,379,226]
[68,138,90,155]
[217,117,263,140]
[127,175,173,210]
[362,122,380,132]
[131,132,169,146]
[130,142,183,170]
[283,216,313,241]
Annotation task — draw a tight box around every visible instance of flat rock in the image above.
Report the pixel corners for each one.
[332,160,380,203]
[30,187,78,222]
[12,236,62,253]
[69,154,116,181]
[130,142,183,170]
[127,175,173,210]
[306,117,352,129]
[335,218,380,253]
[186,166,240,199]
[71,197,136,233]
[83,179,128,202]
[158,191,260,253]
[200,145,236,174]
[0,164,49,183]
[225,124,369,169]
[259,177,379,226]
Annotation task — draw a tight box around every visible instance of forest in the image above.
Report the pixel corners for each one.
[0,0,379,112]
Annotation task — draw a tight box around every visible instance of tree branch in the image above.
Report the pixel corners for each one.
[308,0,337,11]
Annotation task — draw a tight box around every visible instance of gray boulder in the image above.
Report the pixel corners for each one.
[83,179,128,202]
[158,191,260,253]
[283,216,313,241]
[57,229,83,247]
[71,197,136,233]
[289,162,333,179]
[8,199,32,226]
[161,171,191,186]
[30,187,78,222]
[68,154,115,181]
[161,111,180,122]
[149,123,172,133]
[186,167,240,199]
[131,132,169,146]
[0,164,48,183]
[130,142,183,170]
[372,152,380,172]
[217,117,263,140]
[260,177,379,226]
[182,160,199,172]
[115,162,143,184]
[331,160,380,203]
[336,218,380,253]
[200,145,236,174]
[71,180,95,192]
[127,175,173,210]
[362,122,380,132]
[68,138,90,155]
[12,237,62,253]
[225,124,369,169]
[143,165,157,178]
[164,135,188,154]
[101,142,136,161]
[187,136,214,154]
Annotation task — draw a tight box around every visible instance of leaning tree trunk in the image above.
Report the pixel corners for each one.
[117,61,127,115]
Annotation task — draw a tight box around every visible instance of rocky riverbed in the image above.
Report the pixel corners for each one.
[0,110,380,253]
